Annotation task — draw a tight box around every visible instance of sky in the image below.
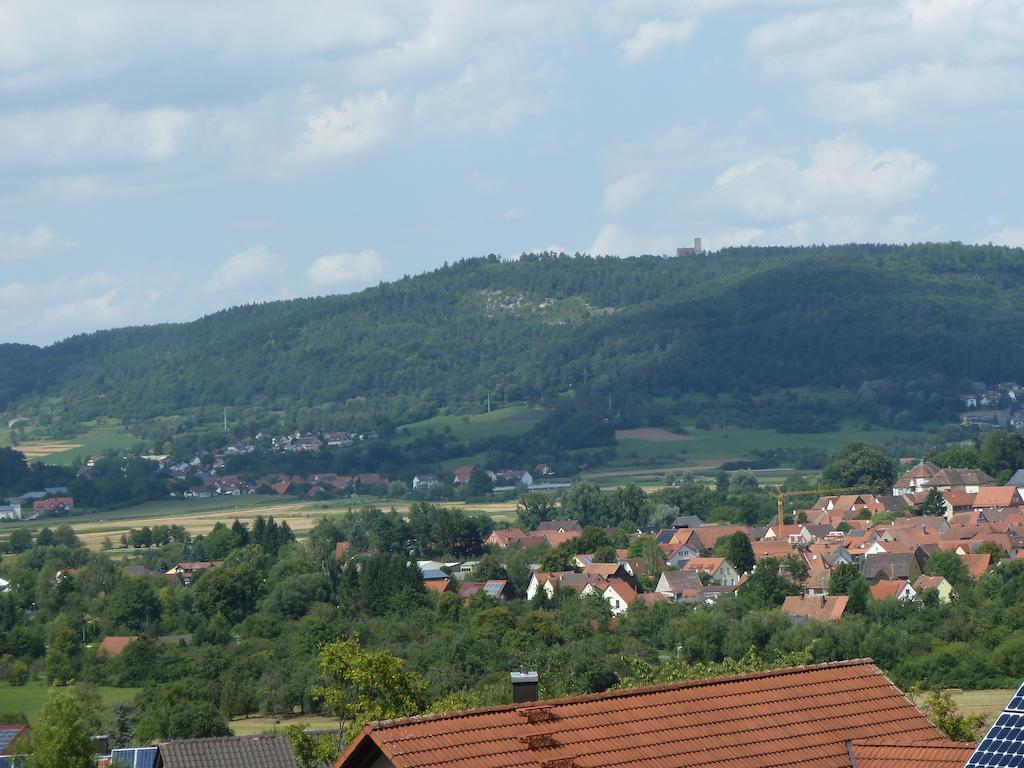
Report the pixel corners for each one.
[2,0,1023,345]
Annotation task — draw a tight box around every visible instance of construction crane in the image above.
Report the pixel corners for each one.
[773,484,878,534]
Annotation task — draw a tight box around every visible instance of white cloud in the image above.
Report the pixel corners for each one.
[980,228,1024,248]
[618,18,696,64]
[588,223,678,256]
[602,172,654,216]
[206,246,285,293]
[748,0,1024,120]
[0,225,73,260]
[713,134,934,219]
[290,92,397,163]
[0,104,194,168]
[307,250,385,287]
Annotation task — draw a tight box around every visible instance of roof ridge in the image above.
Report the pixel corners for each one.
[368,658,879,730]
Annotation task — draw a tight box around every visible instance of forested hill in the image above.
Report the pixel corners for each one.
[2,243,1023,434]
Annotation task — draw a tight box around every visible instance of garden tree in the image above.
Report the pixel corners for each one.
[627,536,664,574]
[286,723,339,768]
[132,681,233,742]
[470,554,508,582]
[820,443,897,492]
[713,532,755,575]
[602,484,650,527]
[515,492,558,530]
[53,524,78,548]
[261,573,332,618]
[980,430,1024,480]
[192,566,254,624]
[919,688,985,741]
[540,542,576,572]
[108,578,162,630]
[715,471,730,494]
[916,487,947,517]
[782,554,810,584]
[465,468,494,497]
[977,540,1008,565]
[828,563,865,596]
[618,647,814,688]
[204,522,243,559]
[730,471,759,493]
[110,702,136,749]
[312,637,427,740]
[0,447,29,487]
[45,616,81,684]
[29,687,95,768]
[926,550,972,591]
[928,443,982,469]
[575,526,614,554]
[37,527,55,546]
[846,576,869,614]
[740,557,800,608]
[7,527,31,553]
[593,544,618,563]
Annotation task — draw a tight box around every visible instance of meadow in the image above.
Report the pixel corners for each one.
[0,681,140,727]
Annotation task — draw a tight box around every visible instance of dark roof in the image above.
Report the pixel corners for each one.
[671,515,704,529]
[334,659,945,768]
[863,551,926,581]
[157,735,296,768]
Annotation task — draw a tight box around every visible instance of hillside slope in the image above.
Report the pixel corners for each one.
[1,243,1021,434]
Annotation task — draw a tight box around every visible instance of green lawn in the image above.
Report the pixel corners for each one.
[398,404,547,443]
[1,424,137,466]
[0,681,140,727]
[610,421,929,469]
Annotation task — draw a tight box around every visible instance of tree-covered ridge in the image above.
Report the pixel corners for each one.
[3,243,1023,434]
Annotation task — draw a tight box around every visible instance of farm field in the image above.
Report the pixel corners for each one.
[2,495,520,551]
[608,421,930,470]
[0,681,140,728]
[398,404,547,443]
[912,688,1013,729]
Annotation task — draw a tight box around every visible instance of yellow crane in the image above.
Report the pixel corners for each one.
[774,484,878,533]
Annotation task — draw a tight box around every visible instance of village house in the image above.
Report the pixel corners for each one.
[921,467,997,494]
[914,574,954,602]
[893,460,940,496]
[32,496,75,514]
[331,660,961,768]
[97,635,139,657]
[457,579,511,600]
[684,557,741,586]
[412,474,440,490]
[655,569,705,602]
[166,561,224,586]
[869,579,917,602]
[781,594,849,622]
[536,519,582,534]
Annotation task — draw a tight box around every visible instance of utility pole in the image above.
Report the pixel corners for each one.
[224,408,228,433]
[487,392,491,413]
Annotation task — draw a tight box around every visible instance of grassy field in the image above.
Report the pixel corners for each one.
[0,682,140,727]
[914,688,1013,729]
[609,421,929,469]
[398,405,547,443]
[229,714,339,736]
[1,425,137,465]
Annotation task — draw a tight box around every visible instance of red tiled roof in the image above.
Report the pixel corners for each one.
[97,635,139,657]
[782,594,849,621]
[960,552,991,580]
[850,738,975,768]
[334,659,945,768]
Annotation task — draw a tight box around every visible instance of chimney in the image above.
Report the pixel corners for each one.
[511,667,539,704]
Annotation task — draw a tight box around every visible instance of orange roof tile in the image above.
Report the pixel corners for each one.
[97,635,139,657]
[870,580,910,600]
[782,594,849,621]
[960,552,991,580]
[850,738,975,768]
[334,659,946,768]
[973,486,1022,509]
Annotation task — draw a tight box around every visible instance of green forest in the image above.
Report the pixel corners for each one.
[3,244,1022,451]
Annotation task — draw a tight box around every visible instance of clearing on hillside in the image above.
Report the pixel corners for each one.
[615,428,692,442]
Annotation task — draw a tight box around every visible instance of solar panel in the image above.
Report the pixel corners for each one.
[1007,681,1024,713]
[965,686,1024,767]
[109,747,157,768]
[0,728,23,754]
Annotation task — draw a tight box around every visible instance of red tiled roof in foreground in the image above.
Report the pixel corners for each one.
[334,659,945,768]
[850,738,975,768]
